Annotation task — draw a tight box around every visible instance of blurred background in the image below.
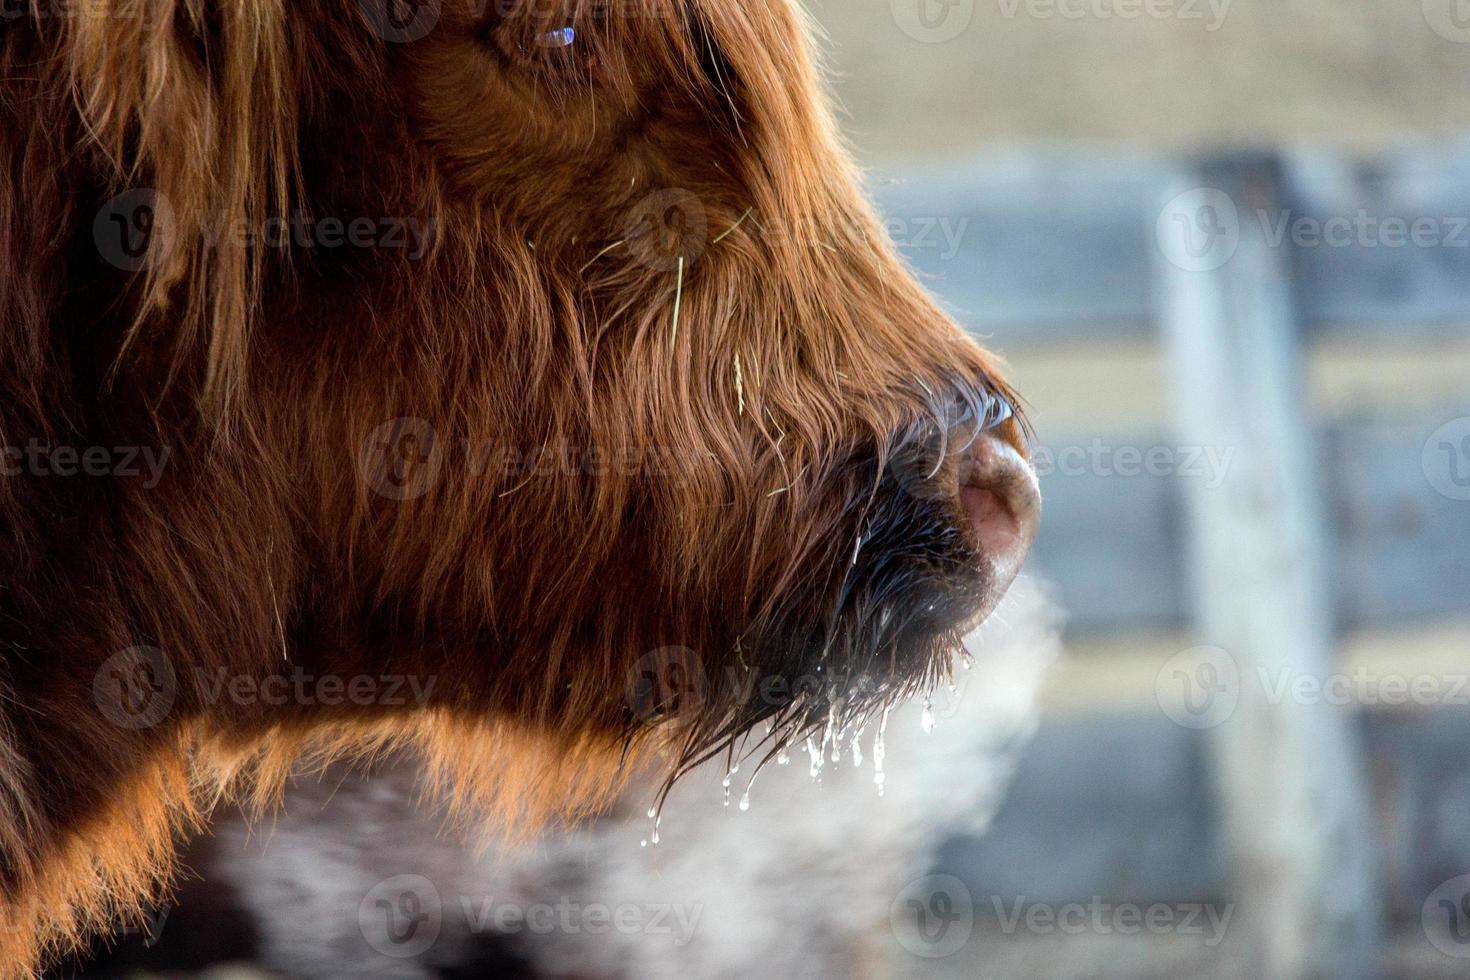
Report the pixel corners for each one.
[825,0,1470,977]
[77,2,1470,978]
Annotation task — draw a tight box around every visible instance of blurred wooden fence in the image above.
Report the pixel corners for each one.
[875,145,1470,634]
[876,146,1470,980]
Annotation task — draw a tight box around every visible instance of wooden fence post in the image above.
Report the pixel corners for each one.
[1155,155,1382,979]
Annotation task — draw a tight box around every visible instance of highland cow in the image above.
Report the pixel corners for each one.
[0,0,1039,974]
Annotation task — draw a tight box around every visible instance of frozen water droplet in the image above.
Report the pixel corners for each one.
[648,813,662,845]
[873,705,891,797]
[806,735,824,780]
[738,791,750,812]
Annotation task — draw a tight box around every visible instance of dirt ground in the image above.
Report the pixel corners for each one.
[808,0,1470,167]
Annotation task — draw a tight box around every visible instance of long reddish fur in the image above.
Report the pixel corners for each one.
[0,1,1023,973]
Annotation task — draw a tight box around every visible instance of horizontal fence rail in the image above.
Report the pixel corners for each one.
[1029,413,1470,631]
[874,143,1470,340]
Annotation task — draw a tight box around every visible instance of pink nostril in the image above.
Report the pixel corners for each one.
[958,432,1041,597]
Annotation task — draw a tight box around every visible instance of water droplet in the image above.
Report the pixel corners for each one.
[777,747,790,765]
[738,791,750,812]
[646,807,656,820]
[873,705,891,797]
[806,735,824,780]
[640,839,648,848]
[921,697,935,734]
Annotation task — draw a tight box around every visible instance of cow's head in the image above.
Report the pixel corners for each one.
[0,0,1037,968]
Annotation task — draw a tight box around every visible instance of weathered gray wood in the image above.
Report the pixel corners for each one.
[945,710,1470,924]
[873,144,1470,342]
[1023,414,1470,633]
[1328,412,1470,627]
[1025,447,1184,631]
[873,153,1168,336]
[1155,156,1382,979]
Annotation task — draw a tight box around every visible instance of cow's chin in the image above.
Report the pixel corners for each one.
[648,466,994,787]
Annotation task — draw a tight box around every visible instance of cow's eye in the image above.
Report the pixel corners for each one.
[478,15,596,80]
[536,26,576,50]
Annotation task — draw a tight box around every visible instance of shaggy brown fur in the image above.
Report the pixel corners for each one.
[0,0,1029,974]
